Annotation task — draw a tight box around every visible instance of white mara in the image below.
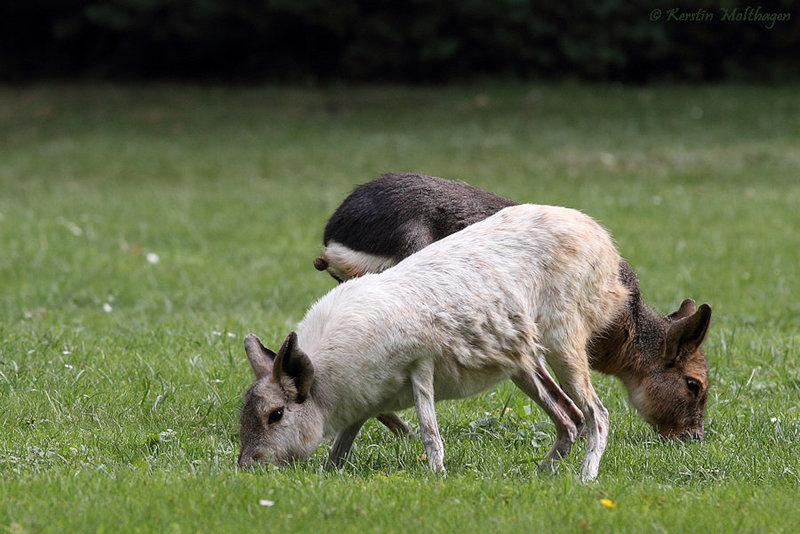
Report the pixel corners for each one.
[239,204,636,481]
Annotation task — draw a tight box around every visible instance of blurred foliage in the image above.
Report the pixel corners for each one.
[1,0,797,82]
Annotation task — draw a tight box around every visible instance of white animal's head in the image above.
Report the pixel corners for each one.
[238,332,323,468]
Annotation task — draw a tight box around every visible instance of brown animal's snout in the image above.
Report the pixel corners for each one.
[627,372,708,444]
[658,425,704,441]
[687,430,704,441]
[679,426,704,441]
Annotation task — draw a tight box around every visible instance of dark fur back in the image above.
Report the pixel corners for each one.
[589,260,666,375]
[323,173,517,260]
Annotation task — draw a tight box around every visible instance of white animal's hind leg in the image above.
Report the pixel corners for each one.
[327,419,366,469]
[410,360,445,473]
[546,347,609,482]
[512,359,584,475]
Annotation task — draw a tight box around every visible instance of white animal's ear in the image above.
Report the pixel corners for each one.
[667,298,696,321]
[273,331,315,403]
[244,333,276,379]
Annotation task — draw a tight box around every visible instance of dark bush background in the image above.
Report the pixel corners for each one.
[2,0,797,82]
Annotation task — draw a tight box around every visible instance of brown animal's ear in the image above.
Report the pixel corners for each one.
[666,303,712,362]
[244,333,276,379]
[667,298,696,321]
[273,331,315,403]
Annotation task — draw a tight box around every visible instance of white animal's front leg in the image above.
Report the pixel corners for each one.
[410,359,445,473]
[558,376,609,482]
[512,359,583,475]
[578,392,609,482]
[327,419,366,469]
[547,346,609,482]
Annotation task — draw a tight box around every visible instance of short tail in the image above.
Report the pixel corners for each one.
[313,255,328,271]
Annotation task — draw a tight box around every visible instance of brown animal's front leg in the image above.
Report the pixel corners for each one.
[327,419,366,469]
[377,413,413,437]
[513,359,584,474]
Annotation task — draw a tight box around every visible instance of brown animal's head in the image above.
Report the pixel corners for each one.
[238,332,323,468]
[626,299,712,440]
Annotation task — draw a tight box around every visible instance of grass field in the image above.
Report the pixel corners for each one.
[1,83,799,533]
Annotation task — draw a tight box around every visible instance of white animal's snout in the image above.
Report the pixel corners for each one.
[238,449,269,469]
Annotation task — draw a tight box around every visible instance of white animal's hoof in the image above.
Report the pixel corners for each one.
[579,466,599,482]
[429,462,447,476]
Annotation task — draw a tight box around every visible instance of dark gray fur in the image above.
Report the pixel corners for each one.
[318,173,517,265]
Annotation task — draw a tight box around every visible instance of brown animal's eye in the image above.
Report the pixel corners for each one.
[685,378,701,397]
[267,407,284,425]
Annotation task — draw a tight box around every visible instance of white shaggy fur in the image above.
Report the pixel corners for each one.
[240,204,629,481]
[321,241,397,281]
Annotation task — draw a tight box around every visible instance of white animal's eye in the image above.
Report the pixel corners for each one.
[685,378,701,397]
[267,407,284,425]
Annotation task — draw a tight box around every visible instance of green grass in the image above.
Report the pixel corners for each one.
[1,83,799,533]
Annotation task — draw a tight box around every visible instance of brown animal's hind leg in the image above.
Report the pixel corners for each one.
[377,413,413,437]
[513,358,583,475]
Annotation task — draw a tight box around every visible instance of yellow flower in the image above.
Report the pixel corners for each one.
[599,498,615,509]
